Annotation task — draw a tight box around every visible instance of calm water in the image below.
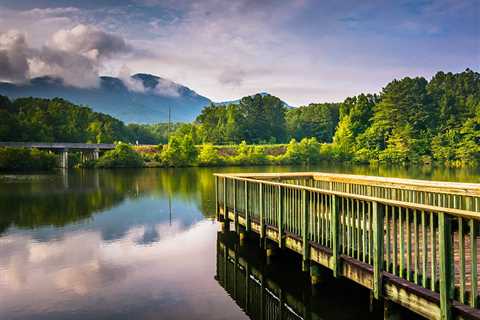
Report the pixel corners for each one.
[0,165,479,320]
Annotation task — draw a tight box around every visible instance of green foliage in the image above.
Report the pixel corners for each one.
[286,103,340,142]
[0,148,57,171]
[0,96,131,143]
[96,144,144,168]
[160,133,198,167]
[198,144,223,166]
[195,94,287,144]
[331,69,480,166]
[281,138,322,164]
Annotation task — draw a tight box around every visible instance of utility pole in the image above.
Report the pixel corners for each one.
[167,106,171,142]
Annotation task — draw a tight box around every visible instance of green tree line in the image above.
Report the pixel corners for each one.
[0,69,478,167]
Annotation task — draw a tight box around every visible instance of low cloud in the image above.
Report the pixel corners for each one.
[0,31,30,82]
[0,24,132,88]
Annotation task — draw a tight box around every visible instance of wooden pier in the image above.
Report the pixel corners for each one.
[214,172,480,320]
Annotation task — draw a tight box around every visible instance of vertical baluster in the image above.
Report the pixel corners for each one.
[406,208,411,281]
[470,218,478,308]
[422,210,427,288]
[245,181,250,232]
[369,202,373,265]
[259,182,264,239]
[363,201,367,263]
[356,200,361,260]
[302,189,309,264]
[393,207,398,275]
[400,207,404,279]
[331,194,340,277]
[431,212,436,292]
[439,212,453,320]
[347,198,351,256]
[414,209,419,285]
[278,185,283,248]
[386,206,390,273]
[459,217,465,303]
[373,201,384,299]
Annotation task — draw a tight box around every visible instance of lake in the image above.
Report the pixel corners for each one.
[1,165,479,319]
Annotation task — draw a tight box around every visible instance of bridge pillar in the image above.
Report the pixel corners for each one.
[59,149,69,168]
[93,148,100,160]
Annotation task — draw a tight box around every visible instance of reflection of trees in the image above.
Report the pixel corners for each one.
[0,168,219,234]
[1,165,478,234]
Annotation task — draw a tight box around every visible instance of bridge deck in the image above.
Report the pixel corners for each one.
[215,172,480,320]
[0,142,115,150]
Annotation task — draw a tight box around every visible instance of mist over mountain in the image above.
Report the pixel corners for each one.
[0,74,211,123]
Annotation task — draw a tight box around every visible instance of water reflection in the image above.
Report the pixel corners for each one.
[0,165,478,319]
[216,231,385,320]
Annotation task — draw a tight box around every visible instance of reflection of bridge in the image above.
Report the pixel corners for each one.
[215,172,480,320]
[0,142,115,168]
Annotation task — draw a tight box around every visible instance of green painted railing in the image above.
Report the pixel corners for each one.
[215,172,480,320]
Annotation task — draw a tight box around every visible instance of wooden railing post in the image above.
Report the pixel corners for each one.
[245,180,250,232]
[215,176,219,220]
[223,177,227,217]
[331,194,340,277]
[278,185,283,248]
[302,189,310,264]
[439,212,453,320]
[260,182,264,239]
[373,201,384,300]
[233,179,239,232]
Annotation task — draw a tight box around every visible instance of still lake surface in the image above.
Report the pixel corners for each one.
[1,165,479,320]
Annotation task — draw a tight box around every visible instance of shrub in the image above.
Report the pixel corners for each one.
[96,143,144,168]
[198,144,223,166]
[282,138,322,164]
[0,147,56,171]
[160,133,198,167]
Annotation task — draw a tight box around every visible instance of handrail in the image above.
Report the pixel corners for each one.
[214,172,480,196]
[214,173,480,219]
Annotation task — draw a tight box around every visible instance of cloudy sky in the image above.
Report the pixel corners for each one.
[0,0,478,105]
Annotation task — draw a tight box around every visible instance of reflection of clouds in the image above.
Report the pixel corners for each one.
[0,220,244,320]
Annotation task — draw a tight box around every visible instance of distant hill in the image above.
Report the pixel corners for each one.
[215,92,292,107]
[0,74,211,123]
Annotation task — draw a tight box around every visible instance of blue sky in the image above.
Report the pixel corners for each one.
[0,0,478,105]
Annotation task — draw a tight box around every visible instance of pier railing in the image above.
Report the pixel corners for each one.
[214,172,480,320]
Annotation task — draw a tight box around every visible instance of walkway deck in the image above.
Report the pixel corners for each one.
[215,172,480,320]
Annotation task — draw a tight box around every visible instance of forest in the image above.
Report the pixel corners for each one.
[0,69,478,168]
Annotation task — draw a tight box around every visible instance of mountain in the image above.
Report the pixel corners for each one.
[0,74,211,123]
[215,92,292,107]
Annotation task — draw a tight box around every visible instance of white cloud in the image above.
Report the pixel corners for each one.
[0,24,132,88]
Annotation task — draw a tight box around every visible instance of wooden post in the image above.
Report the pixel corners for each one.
[302,189,310,264]
[439,212,453,320]
[373,201,384,300]
[260,182,264,239]
[233,179,239,233]
[245,181,250,232]
[223,177,227,218]
[331,194,340,277]
[278,185,283,248]
[215,176,219,220]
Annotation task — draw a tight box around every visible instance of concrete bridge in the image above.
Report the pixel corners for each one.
[0,142,115,168]
[215,172,480,320]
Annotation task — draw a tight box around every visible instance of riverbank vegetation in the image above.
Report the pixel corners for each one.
[0,147,57,171]
[0,69,478,169]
